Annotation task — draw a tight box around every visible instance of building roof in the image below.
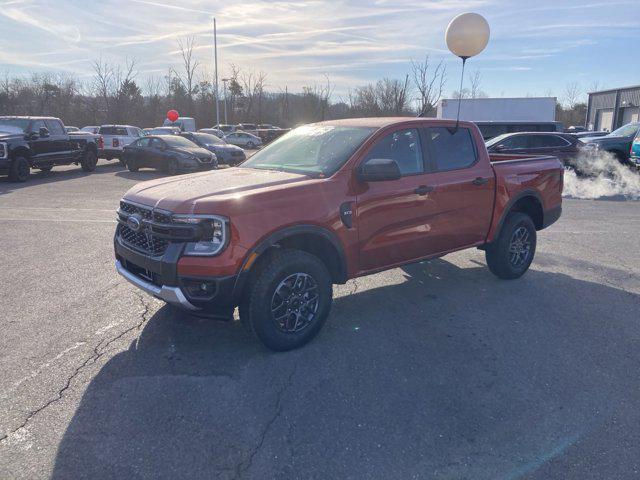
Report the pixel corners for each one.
[588,85,640,95]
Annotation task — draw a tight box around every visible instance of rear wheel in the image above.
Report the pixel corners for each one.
[127,159,139,172]
[80,149,98,172]
[485,212,536,279]
[164,158,179,175]
[239,249,333,351]
[9,156,30,182]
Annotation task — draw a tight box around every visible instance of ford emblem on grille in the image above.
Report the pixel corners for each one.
[127,214,142,232]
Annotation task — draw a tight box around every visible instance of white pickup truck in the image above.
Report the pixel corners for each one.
[98,125,144,164]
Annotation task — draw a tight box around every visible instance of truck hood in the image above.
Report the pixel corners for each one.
[123,167,310,213]
[0,132,24,141]
[580,135,624,145]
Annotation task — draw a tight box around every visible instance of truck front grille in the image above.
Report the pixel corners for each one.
[117,201,172,257]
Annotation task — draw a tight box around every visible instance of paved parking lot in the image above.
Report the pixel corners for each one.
[1,161,639,479]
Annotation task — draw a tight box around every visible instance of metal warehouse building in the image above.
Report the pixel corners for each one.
[586,85,640,132]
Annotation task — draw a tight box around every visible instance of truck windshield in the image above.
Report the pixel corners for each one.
[241,125,376,176]
[0,118,30,134]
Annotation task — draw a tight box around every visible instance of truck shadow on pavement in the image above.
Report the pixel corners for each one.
[52,258,640,479]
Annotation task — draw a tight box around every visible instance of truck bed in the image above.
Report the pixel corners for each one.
[485,152,564,241]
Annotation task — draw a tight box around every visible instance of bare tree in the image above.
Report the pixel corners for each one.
[171,36,200,104]
[563,81,582,109]
[469,70,484,99]
[410,55,446,117]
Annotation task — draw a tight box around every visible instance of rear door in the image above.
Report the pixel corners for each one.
[529,134,574,162]
[420,126,495,253]
[356,127,436,271]
[44,119,72,163]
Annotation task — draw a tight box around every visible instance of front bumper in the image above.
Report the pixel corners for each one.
[116,259,198,310]
[114,234,240,319]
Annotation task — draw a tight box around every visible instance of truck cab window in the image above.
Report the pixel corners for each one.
[45,120,65,135]
[428,127,476,171]
[364,128,423,175]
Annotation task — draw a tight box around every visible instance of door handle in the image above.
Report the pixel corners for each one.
[414,185,434,195]
[472,177,489,186]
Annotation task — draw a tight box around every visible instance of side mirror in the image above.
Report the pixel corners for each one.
[358,158,402,182]
[26,131,39,141]
[39,127,50,138]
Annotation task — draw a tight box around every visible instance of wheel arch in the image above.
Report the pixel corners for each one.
[239,225,348,287]
[12,146,32,163]
[494,190,545,238]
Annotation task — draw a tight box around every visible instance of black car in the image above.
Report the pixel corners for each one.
[0,116,101,182]
[485,132,583,165]
[122,135,217,175]
[179,132,246,165]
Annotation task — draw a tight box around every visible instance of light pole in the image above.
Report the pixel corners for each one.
[213,18,220,127]
[221,78,230,125]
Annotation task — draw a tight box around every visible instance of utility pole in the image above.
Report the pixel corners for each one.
[221,78,230,124]
[213,18,220,127]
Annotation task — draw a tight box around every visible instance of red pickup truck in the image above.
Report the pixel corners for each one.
[115,118,563,350]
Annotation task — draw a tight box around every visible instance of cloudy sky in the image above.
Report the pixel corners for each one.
[0,0,638,100]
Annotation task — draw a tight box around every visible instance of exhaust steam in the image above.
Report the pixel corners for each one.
[563,151,640,200]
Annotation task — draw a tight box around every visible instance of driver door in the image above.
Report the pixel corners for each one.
[355,128,435,272]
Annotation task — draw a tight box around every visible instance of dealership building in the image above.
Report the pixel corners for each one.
[586,85,640,132]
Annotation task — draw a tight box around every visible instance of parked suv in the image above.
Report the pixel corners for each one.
[485,132,583,165]
[0,116,101,182]
[115,118,563,351]
[98,125,144,164]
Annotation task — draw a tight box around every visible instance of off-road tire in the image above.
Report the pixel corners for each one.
[486,212,537,280]
[80,149,98,172]
[239,249,333,351]
[9,156,30,182]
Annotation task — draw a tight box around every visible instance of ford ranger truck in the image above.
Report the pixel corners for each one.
[114,118,563,351]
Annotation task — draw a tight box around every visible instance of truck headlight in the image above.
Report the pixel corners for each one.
[172,215,229,256]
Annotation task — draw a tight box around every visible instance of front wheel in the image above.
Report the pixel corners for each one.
[239,249,333,351]
[485,212,537,279]
[9,156,30,182]
[246,141,255,149]
[127,159,139,172]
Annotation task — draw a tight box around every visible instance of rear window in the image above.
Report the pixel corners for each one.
[428,127,477,171]
[99,126,128,135]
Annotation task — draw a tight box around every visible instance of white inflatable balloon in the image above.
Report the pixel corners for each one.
[445,13,490,59]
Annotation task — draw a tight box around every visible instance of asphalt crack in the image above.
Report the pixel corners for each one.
[0,291,152,445]
[232,363,299,479]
